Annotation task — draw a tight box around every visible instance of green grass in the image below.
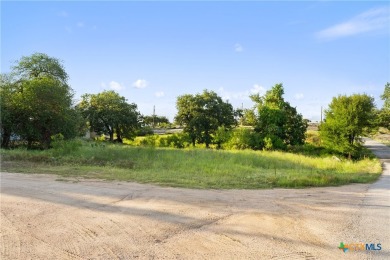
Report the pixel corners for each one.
[1,140,382,189]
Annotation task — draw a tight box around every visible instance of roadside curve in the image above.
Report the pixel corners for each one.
[353,138,390,258]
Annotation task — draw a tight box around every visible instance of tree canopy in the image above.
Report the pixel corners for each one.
[381,82,390,110]
[251,83,307,150]
[378,82,390,129]
[320,94,376,158]
[1,53,78,149]
[175,90,236,147]
[78,90,140,142]
[12,53,69,83]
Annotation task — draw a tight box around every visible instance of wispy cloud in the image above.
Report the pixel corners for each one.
[294,93,304,100]
[58,11,68,17]
[77,22,85,28]
[100,81,124,91]
[316,7,390,40]
[250,84,266,95]
[133,79,148,89]
[64,26,72,34]
[109,81,124,91]
[219,84,266,101]
[155,91,165,98]
[234,43,244,52]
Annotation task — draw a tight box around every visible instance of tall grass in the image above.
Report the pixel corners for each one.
[1,140,382,189]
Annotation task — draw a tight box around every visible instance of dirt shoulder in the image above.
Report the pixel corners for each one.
[1,139,389,259]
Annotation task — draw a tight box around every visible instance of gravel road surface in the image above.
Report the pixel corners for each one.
[1,139,389,259]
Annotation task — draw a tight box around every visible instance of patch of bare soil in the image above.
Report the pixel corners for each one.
[1,139,389,259]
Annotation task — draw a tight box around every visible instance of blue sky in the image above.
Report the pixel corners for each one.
[2,1,389,122]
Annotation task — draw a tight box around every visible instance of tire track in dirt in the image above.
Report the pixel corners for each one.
[1,209,82,259]
[1,211,21,260]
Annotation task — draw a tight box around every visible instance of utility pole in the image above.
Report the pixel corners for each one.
[153,105,155,128]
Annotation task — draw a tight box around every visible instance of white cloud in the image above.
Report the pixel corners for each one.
[234,43,244,52]
[218,84,266,101]
[77,22,85,28]
[109,81,124,91]
[250,84,266,95]
[133,79,148,89]
[295,93,304,100]
[316,7,390,39]
[155,91,165,97]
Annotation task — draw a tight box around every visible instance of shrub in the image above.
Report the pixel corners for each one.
[140,135,158,146]
[225,128,263,150]
[159,133,191,148]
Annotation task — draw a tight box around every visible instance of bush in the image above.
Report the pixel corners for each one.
[51,135,83,156]
[306,130,321,146]
[140,135,158,146]
[214,126,232,149]
[225,128,263,150]
[263,135,286,151]
[158,133,191,148]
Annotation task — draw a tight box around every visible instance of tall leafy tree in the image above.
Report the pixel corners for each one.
[15,77,77,148]
[1,53,78,149]
[251,83,307,150]
[0,74,18,148]
[320,94,376,158]
[175,90,236,148]
[78,90,140,142]
[378,82,390,129]
[12,53,69,83]
[381,82,390,110]
[240,109,257,126]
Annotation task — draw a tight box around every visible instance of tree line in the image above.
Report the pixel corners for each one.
[1,53,389,158]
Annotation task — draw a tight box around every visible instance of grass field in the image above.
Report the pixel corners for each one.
[1,140,382,189]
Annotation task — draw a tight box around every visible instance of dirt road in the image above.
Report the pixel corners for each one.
[1,139,389,259]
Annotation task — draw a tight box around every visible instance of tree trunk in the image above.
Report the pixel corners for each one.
[205,130,210,148]
[109,131,114,142]
[116,129,123,143]
[41,129,51,149]
[1,129,11,148]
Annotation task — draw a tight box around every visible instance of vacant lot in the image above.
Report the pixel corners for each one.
[0,140,381,189]
[1,139,389,259]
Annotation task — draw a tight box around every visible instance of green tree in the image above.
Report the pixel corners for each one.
[378,82,390,129]
[15,77,77,148]
[175,90,236,148]
[78,90,140,142]
[251,83,307,150]
[0,74,18,148]
[381,82,390,110]
[1,53,79,149]
[12,53,68,83]
[320,94,376,158]
[240,109,257,126]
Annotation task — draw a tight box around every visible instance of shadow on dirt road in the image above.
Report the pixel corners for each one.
[0,139,389,259]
